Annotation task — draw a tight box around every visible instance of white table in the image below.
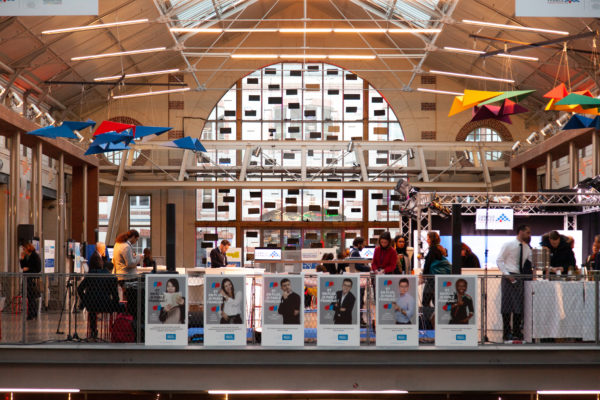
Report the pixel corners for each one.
[523,280,585,342]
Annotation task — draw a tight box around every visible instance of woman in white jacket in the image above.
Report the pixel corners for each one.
[113,229,141,280]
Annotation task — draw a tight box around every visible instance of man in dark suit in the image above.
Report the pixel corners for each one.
[278,278,300,324]
[332,278,356,324]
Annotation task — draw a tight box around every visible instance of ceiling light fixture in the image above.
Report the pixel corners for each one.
[429,69,515,83]
[280,28,333,33]
[416,88,463,96]
[444,46,484,55]
[379,53,426,58]
[0,389,80,393]
[333,28,387,33]
[228,28,278,32]
[230,54,278,59]
[71,47,167,61]
[208,390,408,395]
[230,54,376,60]
[280,54,327,59]
[42,19,148,35]
[112,87,190,100]
[389,28,441,33]
[94,68,180,82]
[462,19,569,35]
[329,54,376,59]
[538,391,600,395]
[496,53,539,61]
[170,27,223,33]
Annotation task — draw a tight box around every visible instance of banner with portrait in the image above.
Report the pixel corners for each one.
[261,274,304,346]
[317,275,360,346]
[204,274,246,346]
[145,274,188,346]
[435,275,478,347]
[376,275,418,347]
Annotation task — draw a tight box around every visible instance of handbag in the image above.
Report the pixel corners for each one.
[430,257,452,275]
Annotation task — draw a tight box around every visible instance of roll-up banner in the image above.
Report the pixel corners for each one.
[145,274,188,346]
[435,275,478,347]
[317,274,360,346]
[204,274,247,346]
[376,275,418,347]
[261,274,304,346]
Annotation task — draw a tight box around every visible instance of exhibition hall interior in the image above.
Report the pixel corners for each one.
[1,0,600,399]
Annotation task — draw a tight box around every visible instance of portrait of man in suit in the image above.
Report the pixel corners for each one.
[278,278,301,324]
[331,278,356,324]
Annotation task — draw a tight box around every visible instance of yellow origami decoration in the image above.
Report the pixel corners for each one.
[448,89,535,123]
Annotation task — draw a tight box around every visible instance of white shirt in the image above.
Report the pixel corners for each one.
[223,291,242,316]
[496,238,532,275]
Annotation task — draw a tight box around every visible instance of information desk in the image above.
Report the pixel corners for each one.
[524,280,599,342]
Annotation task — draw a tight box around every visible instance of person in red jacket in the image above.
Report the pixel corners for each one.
[372,231,399,274]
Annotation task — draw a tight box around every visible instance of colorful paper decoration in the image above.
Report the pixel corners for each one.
[84,141,130,155]
[27,119,96,139]
[448,89,533,124]
[164,137,207,152]
[562,115,593,130]
[544,83,600,115]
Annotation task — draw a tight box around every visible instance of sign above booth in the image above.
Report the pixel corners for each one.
[0,0,97,16]
[475,209,514,230]
[516,0,600,17]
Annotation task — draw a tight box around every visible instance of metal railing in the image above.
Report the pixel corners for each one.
[0,271,598,346]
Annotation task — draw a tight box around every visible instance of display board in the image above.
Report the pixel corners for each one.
[73,242,81,273]
[0,0,98,16]
[317,275,360,346]
[206,247,242,267]
[516,0,600,17]
[435,275,478,347]
[145,274,188,346]
[204,274,246,346]
[261,274,304,346]
[375,275,418,347]
[44,239,55,273]
[475,209,514,230]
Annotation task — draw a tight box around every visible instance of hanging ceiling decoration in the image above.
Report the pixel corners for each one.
[448,89,534,124]
[27,120,96,139]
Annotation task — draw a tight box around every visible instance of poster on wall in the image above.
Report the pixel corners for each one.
[261,274,304,346]
[145,274,188,346]
[435,275,478,347]
[0,0,98,16]
[516,0,600,17]
[204,274,246,346]
[317,275,360,346]
[74,242,81,273]
[206,248,242,267]
[376,275,418,347]
[44,240,55,273]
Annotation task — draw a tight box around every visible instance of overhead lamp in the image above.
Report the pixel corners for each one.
[538,391,600,395]
[526,132,539,144]
[407,148,415,159]
[280,28,333,33]
[443,46,484,55]
[228,28,278,33]
[462,19,569,35]
[429,69,514,83]
[94,68,180,82]
[0,389,80,393]
[42,19,148,35]
[112,87,190,100]
[280,54,327,59]
[208,390,408,395]
[251,147,262,157]
[170,27,223,33]
[71,47,167,61]
[333,28,387,33]
[511,141,521,152]
[416,88,463,96]
[389,28,441,33]
[10,91,23,108]
[28,103,42,118]
[497,53,538,61]
[378,53,426,58]
[43,112,56,126]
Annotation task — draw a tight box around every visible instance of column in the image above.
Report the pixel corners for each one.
[569,141,578,188]
[57,153,65,273]
[9,133,20,272]
[593,130,599,177]
[545,153,552,190]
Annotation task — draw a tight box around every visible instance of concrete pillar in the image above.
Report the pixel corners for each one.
[57,153,64,273]
[9,133,20,273]
[545,153,552,190]
[593,130,599,177]
[521,165,527,192]
[569,141,578,187]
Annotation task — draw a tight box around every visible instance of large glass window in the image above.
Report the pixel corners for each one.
[129,195,151,254]
[465,127,504,161]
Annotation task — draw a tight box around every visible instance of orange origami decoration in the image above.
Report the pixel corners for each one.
[448,89,534,124]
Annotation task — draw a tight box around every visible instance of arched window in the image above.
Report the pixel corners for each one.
[465,127,504,161]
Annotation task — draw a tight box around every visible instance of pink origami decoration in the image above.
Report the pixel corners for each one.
[470,99,528,124]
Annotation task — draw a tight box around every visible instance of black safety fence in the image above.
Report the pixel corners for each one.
[0,272,597,345]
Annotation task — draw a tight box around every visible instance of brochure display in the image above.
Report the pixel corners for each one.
[204,274,246,346]
[317,275,360,346]
[376,275,418,347]
[44,240,55,273]
[145,274,188,346]
[435,275,478,347]
[261,274,304,346]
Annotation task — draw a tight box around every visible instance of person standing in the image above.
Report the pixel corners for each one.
[277,278,301,324]
[113,229,141,279]
[541,231,576,275]
[142,248,157,273]
[210,240,234,268]
[20,243,41,320]
[461,243,481,269]
[331,278,356,324]
[349,237,370,273]
[394,235,410,274]
[371,232,398,274]
[88,242,105,271]
[496,225,532,341]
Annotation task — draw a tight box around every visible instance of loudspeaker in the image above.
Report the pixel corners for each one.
[451,204,462,275]
[17,224,34,246]
[166,203,176,272]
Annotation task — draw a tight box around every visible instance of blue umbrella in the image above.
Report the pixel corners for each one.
[134,126,172,138]
[167,137,207,152]
[27,119,96,139]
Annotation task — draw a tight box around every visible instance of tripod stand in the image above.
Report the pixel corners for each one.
[55,276,82,340]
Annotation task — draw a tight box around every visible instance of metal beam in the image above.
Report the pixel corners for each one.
[355,147,368,181]
[239,145,252,181]
[417,148,429,182]
[105,150,128,245]
[478,150,491,189]
[178,150,190,181]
